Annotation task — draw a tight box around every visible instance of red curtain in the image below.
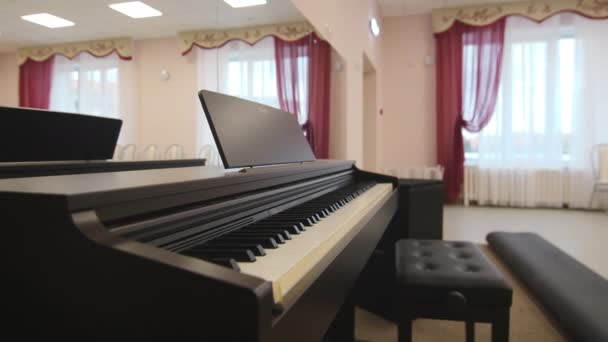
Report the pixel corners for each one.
[462,20,506,132]
[275,33,330,159]
[19,57,55,109]
[435,18,505,202]
[307,33,331,159]
[275,35,309,121]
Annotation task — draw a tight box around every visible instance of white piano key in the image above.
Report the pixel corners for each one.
[237,183,393,308]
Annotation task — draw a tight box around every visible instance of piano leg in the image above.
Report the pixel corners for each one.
[323,294,355,342]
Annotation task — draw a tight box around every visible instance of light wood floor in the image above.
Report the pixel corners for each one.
[443,205,608,278]
[354,205,608,341]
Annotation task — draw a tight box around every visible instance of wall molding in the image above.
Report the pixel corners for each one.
[432,0,608,33]
[179,21,315,54]
[17,37,133,65]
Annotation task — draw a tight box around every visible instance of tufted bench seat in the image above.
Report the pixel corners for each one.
[396,239,512,342]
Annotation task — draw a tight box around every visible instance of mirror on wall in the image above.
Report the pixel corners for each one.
[0,1,339,165]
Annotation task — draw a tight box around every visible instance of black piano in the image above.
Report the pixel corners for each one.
[2,91,399,340]
[0,106,205,178]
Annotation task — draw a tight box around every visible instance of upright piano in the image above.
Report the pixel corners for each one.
[1,91,399,340]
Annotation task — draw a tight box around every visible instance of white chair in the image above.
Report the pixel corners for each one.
[164,144,185,160]
[119,144,137,161]
[112,144,122,160]
[141,144,160,160]
[199,145,222,166]
[589,144,608,209]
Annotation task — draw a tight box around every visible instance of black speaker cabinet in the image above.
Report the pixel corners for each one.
[354,178,444,322]
[392,179,444,240]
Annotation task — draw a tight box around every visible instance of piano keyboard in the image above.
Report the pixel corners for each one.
[180,181,393,307]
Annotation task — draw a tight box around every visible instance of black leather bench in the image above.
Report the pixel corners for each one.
[487,232,608,342]
[396,239,512,342]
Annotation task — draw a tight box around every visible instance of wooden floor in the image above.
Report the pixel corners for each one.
[354,205,608,341]
[443,205,608,278]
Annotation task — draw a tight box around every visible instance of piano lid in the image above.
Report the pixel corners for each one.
[198,90,315,169]
[0,106,122,162]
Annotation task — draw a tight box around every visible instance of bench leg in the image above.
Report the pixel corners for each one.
[398,318,412,342]
[491,309,510,342]
[466,321,475,342]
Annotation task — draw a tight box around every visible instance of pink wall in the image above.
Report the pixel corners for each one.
[292,0,384,165]
[329,49,347,159]
[0,53,19,107]
[134,38,199,158]
[379,14,436,172]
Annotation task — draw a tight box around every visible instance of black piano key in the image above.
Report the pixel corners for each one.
[282,211,323,221]
[257,220,308,230]
[240,229,292,240]
[249,224,302,234]
[227,231,286,244]
[272,215,317,225]
[192,257,241,270]
[183,249,256,262]
[207,258,241,271]
[214,236,279,249]
[294,207,330,217]
[268,218,313,227]
[245,229,291,241]
[198,243,266,256]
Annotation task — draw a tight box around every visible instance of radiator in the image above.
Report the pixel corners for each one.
[463,165,591,208]
[384,166,444,180]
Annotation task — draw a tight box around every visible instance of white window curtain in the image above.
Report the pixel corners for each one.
[465,14,608,208]
[195,37,281,167]
[49,52,137,145]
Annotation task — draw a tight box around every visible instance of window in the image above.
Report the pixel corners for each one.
[225,58,279,108]
[198,37,309,123]
[463,35,577,163]
[50,53,120,118]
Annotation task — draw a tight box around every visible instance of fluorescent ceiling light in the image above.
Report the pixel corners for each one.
[109,1,162,18]
[21,13,74,28]
[223,0,267,8]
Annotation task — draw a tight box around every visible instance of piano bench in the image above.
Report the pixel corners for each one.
[395,239,512,342]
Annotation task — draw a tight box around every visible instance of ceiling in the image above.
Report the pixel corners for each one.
[0,0,305,52]
[378,0,508,17]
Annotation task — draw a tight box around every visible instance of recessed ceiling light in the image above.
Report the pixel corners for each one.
[223,0,267,8]
[21,13,74,28]
[109,1,162,18]
[370,17,381,37]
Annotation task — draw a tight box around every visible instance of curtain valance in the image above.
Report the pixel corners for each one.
[179,21,315,55]
[432,0,608,33]
[17,37,133,65]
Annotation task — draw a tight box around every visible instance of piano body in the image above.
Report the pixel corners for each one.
[1,91,399,340]
[3,161,397,340]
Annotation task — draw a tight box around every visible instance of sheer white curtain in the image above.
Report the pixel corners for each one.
[196,37,279,166]
[50,52,137,145]
[466,14,608,208]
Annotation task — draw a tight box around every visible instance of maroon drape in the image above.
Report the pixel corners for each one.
[275,35,309,121]
[275,33,330,159]
[462,20,506,132]
[19,57,55,109]
[306,34,330,158]
[435,18,505,202]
